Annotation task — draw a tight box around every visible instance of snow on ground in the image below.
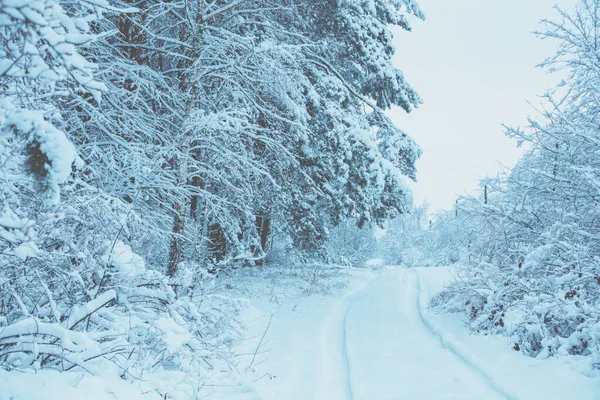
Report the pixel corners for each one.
[237,266,600,400]
[0,369,159,400]
[2,266,599,400]
[416,267,600,400]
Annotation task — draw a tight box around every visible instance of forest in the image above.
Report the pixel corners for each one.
[2,0,600,399]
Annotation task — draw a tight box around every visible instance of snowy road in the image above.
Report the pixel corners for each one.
[314,268,507,400]
[243,267,600,400]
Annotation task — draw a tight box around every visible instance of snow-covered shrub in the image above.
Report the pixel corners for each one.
[1,185,245,395]
[324,220,377,268]
[378,203,438,267]
[379,201,474,267]
[433,0,600,364]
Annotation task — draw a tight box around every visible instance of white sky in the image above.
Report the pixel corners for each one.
[389,0,577,213]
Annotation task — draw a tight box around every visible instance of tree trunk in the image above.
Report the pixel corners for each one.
[208,223,227,263]
[253,214,271,266]
[167,200,185,277]
[167,3,204,277]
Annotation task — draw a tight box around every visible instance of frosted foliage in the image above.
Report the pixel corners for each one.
[376,203,465,267]
[101,240,146,276]
[0,0,107,101]
[325,220,377,268]
[432,0,600,366]
[0,100,77,204]
[338,0,422,109]
[0,0,425,395]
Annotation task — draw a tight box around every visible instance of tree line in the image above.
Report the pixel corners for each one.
[0,0,423,392]
[426,0,600,364]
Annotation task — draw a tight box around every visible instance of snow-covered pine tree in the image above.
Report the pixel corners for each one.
[88,0,426,269]
[269,0,424,257]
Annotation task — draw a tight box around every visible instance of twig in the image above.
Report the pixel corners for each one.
[252,373,274,383]
[250,314,272,368]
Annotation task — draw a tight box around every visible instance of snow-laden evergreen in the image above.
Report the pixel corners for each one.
[0,0,425,397]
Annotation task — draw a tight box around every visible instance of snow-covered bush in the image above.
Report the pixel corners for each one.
[324,220,377,268]
[377,203,466,267]
[1,179,245,395]
[378,204,425,266]
[433,0,600,364]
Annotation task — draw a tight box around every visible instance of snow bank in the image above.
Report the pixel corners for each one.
[101,240,146,276]
[0,369,158,400]
[417,267,600,400]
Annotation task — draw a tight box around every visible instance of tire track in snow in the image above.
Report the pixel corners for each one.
[410,270,517,400]
[341,304,353,400]
[314,272,381,400]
